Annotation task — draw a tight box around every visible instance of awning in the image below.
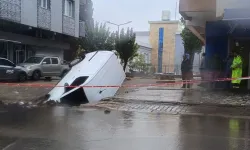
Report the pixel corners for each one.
[223,8,250,34]
[223,8,250,21]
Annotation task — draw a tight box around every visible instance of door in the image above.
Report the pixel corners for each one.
[50,58,61,76]
[16,50,25,64]
[0,59,16,80]
[0,59,6,80]
[41,58,52,76]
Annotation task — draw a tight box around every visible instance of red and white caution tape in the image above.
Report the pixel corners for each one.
[0,76,249,88]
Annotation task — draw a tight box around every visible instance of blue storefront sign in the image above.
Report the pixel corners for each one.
[158,27,164,73]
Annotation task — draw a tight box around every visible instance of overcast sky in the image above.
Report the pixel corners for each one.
[93,0,181,32]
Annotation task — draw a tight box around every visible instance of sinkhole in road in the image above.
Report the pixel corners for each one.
[60,88,89,106]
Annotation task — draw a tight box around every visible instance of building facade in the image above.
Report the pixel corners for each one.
[180,0,250,89]
[135,31,152,64]
[149,20,179,73]
[0,0,91,64]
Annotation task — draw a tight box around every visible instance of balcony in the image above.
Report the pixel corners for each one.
[0,0,21,23]
[179,0,216,44]
[79,21,86,37]
[63,16,75,37]
[37,7,51,30]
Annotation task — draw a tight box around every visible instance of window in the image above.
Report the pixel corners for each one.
[24,56,44,64]
[42,58,51,64]
[51,58,59,64]
[0,59,14,67]
[64,0,74,17]
[0,42,8,59]
[39,0,50,9]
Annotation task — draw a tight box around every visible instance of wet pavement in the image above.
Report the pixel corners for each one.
[87,100,250,118]
[1,107,250,150]
[0,80,58,104]
[115,86,250,106]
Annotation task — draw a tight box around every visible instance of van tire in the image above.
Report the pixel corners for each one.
[32,70,41,81]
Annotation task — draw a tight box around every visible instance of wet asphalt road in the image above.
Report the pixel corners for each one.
[1,107,250,150]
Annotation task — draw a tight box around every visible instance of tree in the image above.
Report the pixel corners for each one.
[77,22,116,56]
[115,28,139,71]
[129,54,148,72]
[180,17,203,65]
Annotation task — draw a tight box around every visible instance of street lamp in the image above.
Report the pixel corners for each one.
[106,21,132,37]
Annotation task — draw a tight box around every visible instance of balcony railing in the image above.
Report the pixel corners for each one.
[0,0,21,23]
[37,7,51,30]
[63,15,75,36]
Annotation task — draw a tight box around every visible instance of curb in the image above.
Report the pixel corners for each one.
[80,104,250,119]
[105,98,250,108]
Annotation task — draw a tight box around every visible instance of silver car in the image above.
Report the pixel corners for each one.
[19,56,70,80]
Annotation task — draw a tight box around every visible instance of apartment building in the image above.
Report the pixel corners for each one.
[0,0,93,63]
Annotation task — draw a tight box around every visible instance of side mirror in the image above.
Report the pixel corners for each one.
[42,62,47,65]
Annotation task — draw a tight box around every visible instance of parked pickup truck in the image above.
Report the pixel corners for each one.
[18,56,70,80]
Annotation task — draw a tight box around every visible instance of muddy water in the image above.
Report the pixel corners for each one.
[0,107,250,150]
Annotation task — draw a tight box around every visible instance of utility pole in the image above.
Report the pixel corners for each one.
[175,0,178,20]
[106,21,132,37]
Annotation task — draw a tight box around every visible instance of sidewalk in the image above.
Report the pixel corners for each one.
[113,85,250,107]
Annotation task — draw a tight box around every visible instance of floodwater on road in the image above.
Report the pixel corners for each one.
[0,107,250,150]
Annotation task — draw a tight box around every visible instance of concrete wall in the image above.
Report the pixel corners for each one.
[179,0,216,12]
[175,34,184,65]
[216,0,250,17]
[21,0,37,27]
[149,22,179,72]
[51,0,63,33]
[74,0,80,37]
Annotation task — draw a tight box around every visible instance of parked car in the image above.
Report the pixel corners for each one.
[18,56,70,80]
[0,57,28,82]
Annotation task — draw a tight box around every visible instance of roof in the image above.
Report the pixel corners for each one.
[148,20,179,24]
[136,41,152,49]
[135,31,150,36]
